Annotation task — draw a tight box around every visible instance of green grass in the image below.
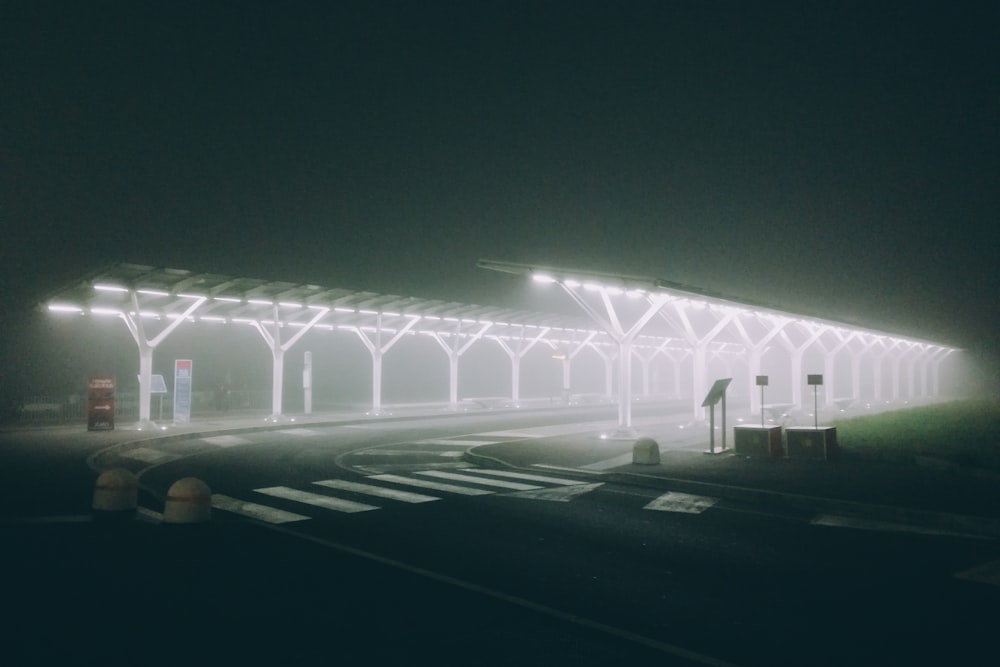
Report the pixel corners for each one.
[833,398,1000,471]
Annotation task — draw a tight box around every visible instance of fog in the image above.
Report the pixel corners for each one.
[3,302,974,425]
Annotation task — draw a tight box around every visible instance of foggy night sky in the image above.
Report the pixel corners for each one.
[1,1,998,384]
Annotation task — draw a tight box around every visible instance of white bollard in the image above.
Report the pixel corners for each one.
[632,437,661,465]
[163,478,212,524]
[92,468,138,515]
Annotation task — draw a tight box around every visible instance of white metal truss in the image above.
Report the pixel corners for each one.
[44,261,960,427]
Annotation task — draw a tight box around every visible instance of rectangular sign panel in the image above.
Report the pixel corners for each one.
[807,374,824,386]
[87,376,115,431]
[173,359,193,425]
[701,378,733,407]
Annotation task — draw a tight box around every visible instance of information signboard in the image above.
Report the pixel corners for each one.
[173,359,193,425]
[87,376,115,431]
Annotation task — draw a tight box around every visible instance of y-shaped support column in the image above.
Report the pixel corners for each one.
[554,332,598,400]
[668,303,737,421]
[780,324,827,410]
[929,348,953,398]
[732,315,789,416]
[430,322,492,410]
[353,314,420,415]
[253,305,329,422]
[493,326,550,405]
[120,291,206,430]
[556,286,670,436]
[819,331,858,408]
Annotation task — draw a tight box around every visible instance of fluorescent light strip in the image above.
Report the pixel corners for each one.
[335,307,355,313]
[214,296,242,303]
[248,299,273,306]
[90,308,122,316]
[48,304,83,313]
[279,302,302,308]
[94,284,128,292]
[137,289,169,297]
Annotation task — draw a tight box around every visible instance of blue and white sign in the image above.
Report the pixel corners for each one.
[173,359,193,425]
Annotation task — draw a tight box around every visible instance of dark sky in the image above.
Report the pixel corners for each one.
[2,1,998,374]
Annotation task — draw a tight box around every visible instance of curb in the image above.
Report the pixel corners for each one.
[463,448,1000,541]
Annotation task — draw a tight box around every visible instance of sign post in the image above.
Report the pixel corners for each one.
[87,376,116,431]
[756,375,768,428]
[807,374,823,429]
[303,351,313,415]
[173,359,193,425]
[701,378,733,454]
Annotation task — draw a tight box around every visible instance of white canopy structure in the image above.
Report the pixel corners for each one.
[44,262,958,432]
[477,259,958,435]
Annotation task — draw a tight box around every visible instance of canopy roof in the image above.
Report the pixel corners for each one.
[43,261,955,353]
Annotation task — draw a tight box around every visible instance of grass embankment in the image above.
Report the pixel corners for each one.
[833,398,1000,472]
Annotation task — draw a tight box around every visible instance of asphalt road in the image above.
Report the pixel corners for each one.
[2,404,998,666]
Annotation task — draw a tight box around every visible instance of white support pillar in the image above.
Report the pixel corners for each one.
[120,291,206,430]
[890,341,914,402]
[555,284,671,435]
[670,302,737,421]
[821,331,858,408]
[353,314,420,415]
[492,326,550,405]
[253,305,330,422]
[634,347,657,398]
[780,324,827,410]
[553,331,597,400]
[587,343,618,398]
[930,348,954,397]
[849,335,875,404]
[906,344,923,399]
[733,315,792,414]
[664,350,687,399]
[430,322,492,410]
[872,339,898,403]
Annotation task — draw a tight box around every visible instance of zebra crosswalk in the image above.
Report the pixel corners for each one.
[211,465,607,523]
[208,461,738,526]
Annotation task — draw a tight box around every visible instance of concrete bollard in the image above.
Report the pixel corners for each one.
[632,437,661,465]
[163,478,212,524]
[92,468,138,518]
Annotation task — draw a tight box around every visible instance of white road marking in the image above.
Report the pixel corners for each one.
[582,452,635,470]
[644,492,720,514]
[278,428,319,436]
[254,487,379,513]
[510,483,604,502]
[457,468,587,486]
[810,514,987,538]
[415,470,541,491]
[122,447,178,463]
[954,559,1000,586]
[416,439,498,446]
[212,494,311,523]
[474,430,543,439]
[313,479,439,503]
[356,449,465,457]
[476,422,609,439]
[202,435,250,447]
[369,474,493,496]
[533,464,606,476]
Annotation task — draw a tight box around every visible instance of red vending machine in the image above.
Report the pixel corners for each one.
[87,376,116,431]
